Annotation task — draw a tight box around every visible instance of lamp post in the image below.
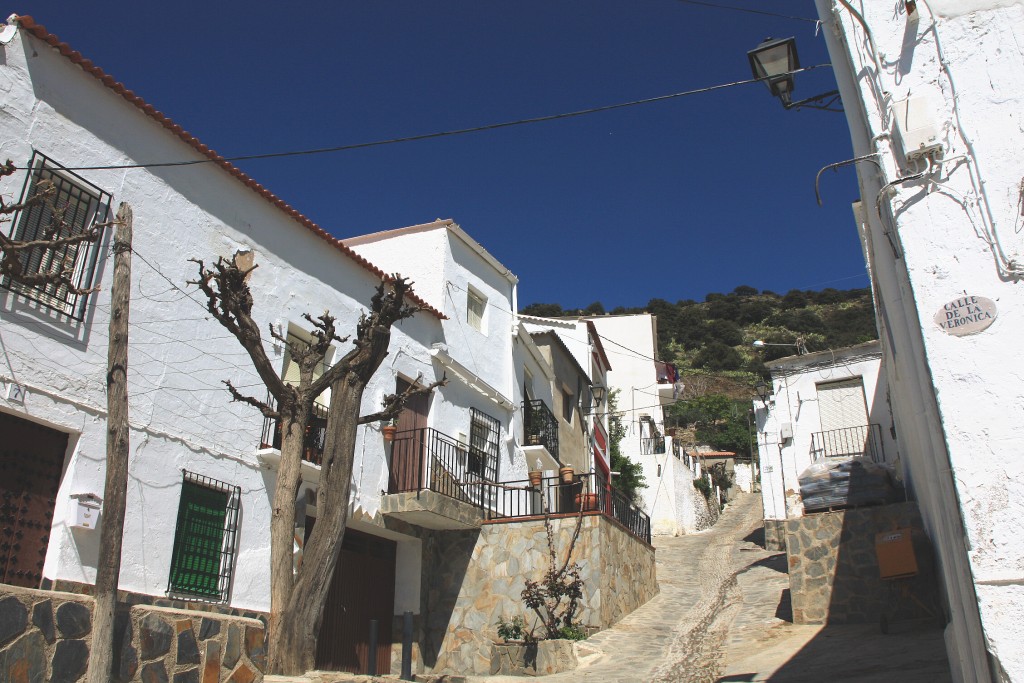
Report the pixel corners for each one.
[748,37,841,111]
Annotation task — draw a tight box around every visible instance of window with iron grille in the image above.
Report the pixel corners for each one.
[2,153,110,320]
[468,407,499,480]
[167,471,240,603]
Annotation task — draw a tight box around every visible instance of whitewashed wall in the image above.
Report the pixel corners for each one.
[587,315,680,529]
[816,0,1024,678]
[344,223,521,482]
[758,344,891,523]
[0,27,442,612]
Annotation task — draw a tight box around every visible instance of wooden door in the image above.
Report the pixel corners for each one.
[315,528,397,674]
[388,378,430,493]
[0,412,68,588]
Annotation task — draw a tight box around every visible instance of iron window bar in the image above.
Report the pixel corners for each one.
[522,399,560,463]
[810,424,885,463]
[1,152,110,321]
[166,470,241,604]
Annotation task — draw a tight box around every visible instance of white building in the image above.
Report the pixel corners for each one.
[754,341,896,550]
[585,314,715,535]
[0,16,519,675]
[815,1,1024,678]
[0,18,661,677]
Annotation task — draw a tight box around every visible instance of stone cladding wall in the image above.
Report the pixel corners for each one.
[0,585,266,682]
[784,502,940,625]
[420,513,657,676]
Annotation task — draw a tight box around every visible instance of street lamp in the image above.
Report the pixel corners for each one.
[747,37,841,111]
[754,380,771,406]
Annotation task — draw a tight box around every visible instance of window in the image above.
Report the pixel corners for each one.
[167,471,240,603]
[523,368,534,401]
[2,153,110,320]
[561,386,575,424]
[467,287,486,332]
[281,328,332,409]
[468,408,500,480]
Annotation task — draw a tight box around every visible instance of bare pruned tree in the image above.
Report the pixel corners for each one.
[191,256,444,674]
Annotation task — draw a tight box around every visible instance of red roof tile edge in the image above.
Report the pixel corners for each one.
[12,15,445,320]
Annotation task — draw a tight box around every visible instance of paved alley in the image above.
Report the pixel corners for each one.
[281,492,952,683]
[466,491,952,683]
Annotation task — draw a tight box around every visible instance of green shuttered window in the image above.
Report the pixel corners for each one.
[167,471,240,603]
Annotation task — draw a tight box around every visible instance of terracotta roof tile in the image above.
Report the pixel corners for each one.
[12,15,445,320]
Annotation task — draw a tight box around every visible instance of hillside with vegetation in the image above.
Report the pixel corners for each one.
[521,286,878,456]
[522,285,877,388]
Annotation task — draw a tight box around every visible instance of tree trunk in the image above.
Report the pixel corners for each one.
[87,203,132,683]
[266,405,310,673]
[270,326,393,674]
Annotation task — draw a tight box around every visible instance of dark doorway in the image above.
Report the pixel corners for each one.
[315,528,397,674]
[0,411,68,588]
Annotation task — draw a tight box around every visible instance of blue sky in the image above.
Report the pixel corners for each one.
[11,1,866,310]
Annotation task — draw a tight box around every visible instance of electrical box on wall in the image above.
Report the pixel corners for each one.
[780,423,794,441]
[891,96,943,164]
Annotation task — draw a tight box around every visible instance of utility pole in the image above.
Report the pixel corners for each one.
[87,203,132,683]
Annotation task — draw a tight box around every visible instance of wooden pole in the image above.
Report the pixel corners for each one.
[87,203,132,683]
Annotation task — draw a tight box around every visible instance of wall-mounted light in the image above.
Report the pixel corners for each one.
[754,381,771,406]
[591,384,607,406]
[748,37,841,112]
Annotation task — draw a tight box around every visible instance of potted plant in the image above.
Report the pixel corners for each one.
[559,466,575,484]
[574,491,599,511]
[529,469,543,487]
[382,417,398,442]
[496,615,527,643]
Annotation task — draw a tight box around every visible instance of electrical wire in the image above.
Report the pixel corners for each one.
[36,65,831,173]
[670,0,818,23]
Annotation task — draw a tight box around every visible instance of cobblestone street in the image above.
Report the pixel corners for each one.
[465,492,952,683]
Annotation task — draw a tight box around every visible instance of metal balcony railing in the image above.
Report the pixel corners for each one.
[387,428,498,507]
[260,399,329,466]
[640,436,666,455]
[523,399,559,462]
[481,473,651,545]
[810,424,885,463]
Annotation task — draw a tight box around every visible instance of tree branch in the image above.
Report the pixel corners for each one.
[188,256,291,402]
[224,380,280,420]
[358,374,447,424]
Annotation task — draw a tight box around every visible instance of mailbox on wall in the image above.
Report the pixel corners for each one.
[70,493,102,530]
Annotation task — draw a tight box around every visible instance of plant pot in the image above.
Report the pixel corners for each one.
[559,466,575,484]
[382,425,397,442]
[528,470,543,487]
[575,493,599,511]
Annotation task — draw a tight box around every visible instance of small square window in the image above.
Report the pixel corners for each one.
[1,153,110,320]
[467,287,486,332]
[167,471,240,603]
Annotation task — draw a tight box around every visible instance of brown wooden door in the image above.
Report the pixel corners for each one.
[388,378,430,493]
[315,528,397,674]
[0,412,68,588]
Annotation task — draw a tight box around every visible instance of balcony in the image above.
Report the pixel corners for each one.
[522,399,560,470]
[482,473,651,545]
[381,428,493,530]
[640,437,666,455]
[810,424,885,463]
[655,361,679,404]
[257,401,329,481]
